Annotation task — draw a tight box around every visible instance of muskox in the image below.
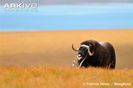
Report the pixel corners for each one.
[72,40,116,69]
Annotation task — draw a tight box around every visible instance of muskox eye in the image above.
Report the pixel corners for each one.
[77,54,82,60]
[78,54,82,57]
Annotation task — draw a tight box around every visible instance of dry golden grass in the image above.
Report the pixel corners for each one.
[0,30,133,88]
[0,30,133,68]
[0,65,133,88]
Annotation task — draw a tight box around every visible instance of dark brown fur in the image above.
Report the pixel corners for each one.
[76,40,116,69]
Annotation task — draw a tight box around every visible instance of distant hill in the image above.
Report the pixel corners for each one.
[0,0,133,5]
[39,0,133,5]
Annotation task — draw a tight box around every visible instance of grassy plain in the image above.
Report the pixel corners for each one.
[0,65,133,88]
[0,30,133,88]
[0,30,132,68]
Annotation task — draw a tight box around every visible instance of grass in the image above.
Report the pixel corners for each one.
[0,30,133,88]
[0,30,133,68]
[0,65,133,88]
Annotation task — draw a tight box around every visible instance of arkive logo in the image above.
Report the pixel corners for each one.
[3,2,38,9]
[0,0,38,9]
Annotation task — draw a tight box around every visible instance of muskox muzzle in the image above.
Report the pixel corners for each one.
[72,44,87,68]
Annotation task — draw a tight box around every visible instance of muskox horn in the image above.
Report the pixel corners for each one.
[72,44,79,51]
[81,44,94,56]
[88,47,94,56]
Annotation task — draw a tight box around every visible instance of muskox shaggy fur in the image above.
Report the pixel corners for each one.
[72,40,116,69]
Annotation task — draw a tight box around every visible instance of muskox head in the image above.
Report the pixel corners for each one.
[72,40,96,68]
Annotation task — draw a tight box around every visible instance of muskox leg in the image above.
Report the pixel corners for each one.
[110,60,116,69]
[108,43,116,69]
[111,51,116,69]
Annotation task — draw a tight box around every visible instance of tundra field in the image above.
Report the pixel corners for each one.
[0,29,133,88]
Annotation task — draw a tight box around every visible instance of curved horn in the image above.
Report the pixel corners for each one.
[72,44,79,51]
[88,47,94,56]
[80,44,89,48]
[81,44,94,56]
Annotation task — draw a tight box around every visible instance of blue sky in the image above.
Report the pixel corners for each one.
[0,3,133,31]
